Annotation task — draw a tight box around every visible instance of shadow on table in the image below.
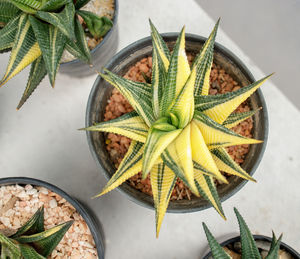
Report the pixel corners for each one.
[194,0,300,110]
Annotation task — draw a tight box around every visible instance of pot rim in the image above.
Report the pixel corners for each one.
[0,177,105,259]
[202,234,300,258]
[60,0,119,66]
[85,32,269,213]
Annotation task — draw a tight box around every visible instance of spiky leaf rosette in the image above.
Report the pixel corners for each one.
[203,208,282,259]
[0,206,73,259]
[0,0,113,109]
[84,19,271,237]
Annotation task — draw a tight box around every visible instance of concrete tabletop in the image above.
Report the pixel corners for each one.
[0,0,299,258]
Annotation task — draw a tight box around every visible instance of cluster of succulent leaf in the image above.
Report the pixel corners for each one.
[84,19,271,237]
[0,0,113,109]
[0,207,73,259]
[203,208,282,259]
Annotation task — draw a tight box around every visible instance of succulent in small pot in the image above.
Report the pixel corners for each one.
[0,177,104,259]
[84,19,270,237]
[0,206,72,258]
[202,208,300,259]
[0,0,115,109]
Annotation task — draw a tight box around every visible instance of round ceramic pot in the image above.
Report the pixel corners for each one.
[0,177,105,259]
[85,33,269,213]
[59,0,119,77]
[202,235,300,258]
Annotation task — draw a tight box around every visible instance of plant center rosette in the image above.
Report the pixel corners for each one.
[84,19,272,237]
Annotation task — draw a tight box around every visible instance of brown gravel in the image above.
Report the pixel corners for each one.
[0,185,98,259]
[103,54,254,201]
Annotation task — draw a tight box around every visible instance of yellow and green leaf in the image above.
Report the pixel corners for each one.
[223,108,261,128]
[100,69,155,126]
[83,111,149,143]
[193,19,219,96]
[0,233,21,258]
[10,0,42,14]
[40,0,69,12]
[0,15,20,52]
[193,111,262,149]
[19,244,46,259]
[0,14,41,87]
[97,141,144,196]
[151,163,176,238]
[0,2,20,25]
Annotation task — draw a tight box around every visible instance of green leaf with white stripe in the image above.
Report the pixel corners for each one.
[160,26,191,116]
[0,15,20,52]
[211,147,256,182]
[0,14,41,87]
[203,222,231,259]
[195,74,272,124]
[151,163,176,237]
[193,19,219,96]
[100,68,155,126]
[40,0,70,11]
[19,244,46,259]
[223,108,261,128]
[9,0,41,14]
[29,15,66,86]
[0,233,21,258]
[17,56,47,109]
[83,111,149,143]
[65,15,91,64]
[96,141,144,196]
[142,127,181,178]
[36,2,75,41]
[14,221,73,257]
[234,208,261,259]
[0,2,20,25]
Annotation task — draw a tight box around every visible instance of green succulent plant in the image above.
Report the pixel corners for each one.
[203,208,282,259]
[84,19,271,237]
[0,206,73,259]
[0,0,113,109]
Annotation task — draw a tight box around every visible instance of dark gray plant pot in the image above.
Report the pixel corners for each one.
[0,177,105,259]
[202,235,300,259]
[85,33,269,213]
[59,0,119,77]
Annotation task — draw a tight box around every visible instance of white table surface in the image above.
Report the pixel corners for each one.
[0,0,299,258]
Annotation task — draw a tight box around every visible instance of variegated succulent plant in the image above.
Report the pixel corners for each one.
[0,206,73,259]
[0,0,113,109]
[203,208,282,259]
[84,19,271,237]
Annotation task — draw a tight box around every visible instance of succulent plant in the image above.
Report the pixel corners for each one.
[0,206,73,259]
[0,0,113,109]
[203,208,282,259]
[84,19,271,237]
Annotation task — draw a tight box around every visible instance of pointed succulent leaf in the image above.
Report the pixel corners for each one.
[65,15,91,64]
[14,221,73,257]
[19,244,46,259]
[17,56,47,109]
[211,148,256,182]
[195,74,272,124]
[9,0,42,14]
[0,232,21,258]
[83,111,148,143]
[40,0,70,11]
[100,69,155,126]
[142,126,181,178]
[223,108,261,128]
[0,14,41,87]
[203,223,231,259]
[193,19,219,96]
[1,242,20,259]
[96,141,144,196]
[36,2,75,41]
[160,26,190,116]
[0,2,20,25]
[193,111,262,149]
[234,208,261,259]
[29,16,66,86]
[195,173,225,218]
[77,10,113,39]
[0,15,20,52]
[11,206,44,238]
[190,121,227,183]
[150,163,176,238]
[265,233,282,259]
[74,0,90,9]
